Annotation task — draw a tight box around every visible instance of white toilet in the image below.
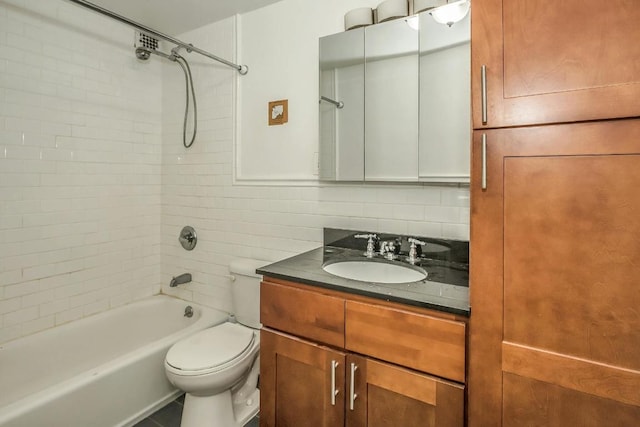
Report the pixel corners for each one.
[164,259,264,427]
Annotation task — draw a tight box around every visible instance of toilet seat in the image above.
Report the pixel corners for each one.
[166,322,256,376]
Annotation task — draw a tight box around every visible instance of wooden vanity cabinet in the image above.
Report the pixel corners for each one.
[469,120,640,426]
[260,278,467,427]
[471,0,640,129]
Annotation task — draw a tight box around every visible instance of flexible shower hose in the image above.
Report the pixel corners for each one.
[173,53,197,149]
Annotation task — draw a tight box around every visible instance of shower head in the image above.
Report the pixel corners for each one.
[135,46,176,62]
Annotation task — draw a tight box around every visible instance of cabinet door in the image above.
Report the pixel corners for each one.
[364,17,419,181]
[346,354,464,427]
[260,329,345,427]
[472,0,640,128]
[469,120,640,426]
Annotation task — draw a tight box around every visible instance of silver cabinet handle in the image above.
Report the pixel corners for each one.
[481,65,488,125]
[349,362,358,410]
[481,134,487,190]
[331,360,339,406]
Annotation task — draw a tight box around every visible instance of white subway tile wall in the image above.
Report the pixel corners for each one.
[0,2,469,344]
[0,0,162,343]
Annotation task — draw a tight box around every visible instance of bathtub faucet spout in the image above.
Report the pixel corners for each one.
[170,273,192,287]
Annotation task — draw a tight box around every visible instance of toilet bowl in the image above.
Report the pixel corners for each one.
[164,259,265,427]
[165,323,260,426]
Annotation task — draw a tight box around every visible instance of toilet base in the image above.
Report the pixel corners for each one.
[180,388,259,427]
[234,387,260,426]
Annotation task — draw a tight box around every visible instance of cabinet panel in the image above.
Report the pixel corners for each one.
[319,28,365,181]
[472,0,640,128]
[365,17,419,181]
[419,12,470,182]
[502,342,640,407]
[260,329,345,427]
[503,154,640,369]
[367,385,434,427]
[261,280,345,348]
[503,373,640,427]
[468,119,640,426]
[347,355,464,427]
[345,301,466,382]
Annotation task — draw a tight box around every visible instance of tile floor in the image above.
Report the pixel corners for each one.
[133,394,259,427]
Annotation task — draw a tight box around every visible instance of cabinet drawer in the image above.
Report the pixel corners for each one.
[346,301,466,382]
[261,280,345,348]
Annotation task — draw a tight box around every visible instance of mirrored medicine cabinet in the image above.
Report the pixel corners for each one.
[319,11,470,183]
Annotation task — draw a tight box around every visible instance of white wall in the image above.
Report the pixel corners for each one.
[159,17,241,312]
[0,0,163,344]
[160,1,470,314]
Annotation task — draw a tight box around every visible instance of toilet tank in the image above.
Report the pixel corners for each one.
[229,258,266,329]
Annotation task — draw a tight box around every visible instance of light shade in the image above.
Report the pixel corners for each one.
[344,7,374,31]
[413,0,447,15]
[376,0,409,23]
[429,0,470,27]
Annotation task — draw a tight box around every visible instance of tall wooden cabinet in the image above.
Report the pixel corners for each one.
[471,0,640,128]
[469,1,640,426]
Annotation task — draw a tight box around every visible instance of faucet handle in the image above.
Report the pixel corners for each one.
[355,234,378,258]
[378,240,398,260]
[355,233,377,240]
[407,238,426,263]
[408,237,426,246]
[385,241,397,260]
[379,241,388,255]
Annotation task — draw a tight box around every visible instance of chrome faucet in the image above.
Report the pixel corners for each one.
[355,233,378,258]
[170,273,192,287]
[379,239,400,260]
[379,241,390,258]
[407,238,425,264]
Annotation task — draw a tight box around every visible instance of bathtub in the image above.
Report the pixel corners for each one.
[0,295,229,427]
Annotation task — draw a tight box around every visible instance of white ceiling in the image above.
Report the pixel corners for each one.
[84,0,283,35]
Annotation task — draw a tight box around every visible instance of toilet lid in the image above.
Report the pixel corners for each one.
[166,323,255,372]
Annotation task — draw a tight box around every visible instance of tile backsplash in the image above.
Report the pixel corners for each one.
[0,0,469,344]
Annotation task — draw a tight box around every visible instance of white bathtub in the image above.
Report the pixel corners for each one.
[0,295,229,427]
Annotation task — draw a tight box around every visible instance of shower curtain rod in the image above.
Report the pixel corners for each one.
[64,0,248,75]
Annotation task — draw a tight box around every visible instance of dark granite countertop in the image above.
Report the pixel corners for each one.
[257,246,470,317]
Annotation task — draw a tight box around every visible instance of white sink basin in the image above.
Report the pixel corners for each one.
[322,260,427,284]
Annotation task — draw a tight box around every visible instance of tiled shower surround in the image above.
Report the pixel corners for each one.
[0,0,470,344]
[0,0,163,344]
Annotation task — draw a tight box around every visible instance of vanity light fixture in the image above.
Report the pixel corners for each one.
[344,7,374,31]
[429,0,470,27]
